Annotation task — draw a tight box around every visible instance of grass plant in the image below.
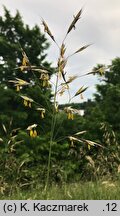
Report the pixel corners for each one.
[2,8,107,198]
[1,181,120,200]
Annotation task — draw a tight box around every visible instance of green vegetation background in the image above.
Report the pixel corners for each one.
[0,7,120,198]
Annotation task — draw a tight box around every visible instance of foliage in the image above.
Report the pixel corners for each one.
[83,58,120,141]
[0,6,120,196]
[79,58,120,180]
[0,7,53,132]
[0,6,50,83]
[1,181,120,200]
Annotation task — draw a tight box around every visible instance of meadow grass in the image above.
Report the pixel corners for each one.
[1,181,120,200]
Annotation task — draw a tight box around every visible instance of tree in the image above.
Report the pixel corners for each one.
[0,7,53,133]
[0,6,51,83]
[94,58,120,139]
[83,57,120,142]
[0,7,56,188]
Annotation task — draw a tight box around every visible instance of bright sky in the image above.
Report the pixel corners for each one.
[0,0,120,104]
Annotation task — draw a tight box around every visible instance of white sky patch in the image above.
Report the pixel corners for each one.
[0,0,120,103]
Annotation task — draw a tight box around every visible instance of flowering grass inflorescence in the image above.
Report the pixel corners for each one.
[10,8,105,192]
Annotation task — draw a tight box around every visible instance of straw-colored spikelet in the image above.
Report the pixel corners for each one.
[36,108,45,118]
[42,19,55,42]
[60,43,66,58]
[64,107,75,120]
[20,95,34,107]
[67,9,83,34]
[27,124,38,138]
[9,78,29,91]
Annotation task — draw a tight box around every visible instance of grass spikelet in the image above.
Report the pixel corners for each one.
[74,44,91,54]
[85,66,105,76]
[21,49,30,66]
[58,84,69,96]
[20,95,34,102]
[68,135,104,150]
[74,86,88,97]
[57,57,67,83]
[60,43,66,58]
[74,131,86,136]
[42,19,56,42]
[32,68,49,74]
[15,65,36,71]
[66,75,78,84]
[9,78,29,91]
[67,9,82,34]
[80,138,104,148]
[27,124,37,131]
[9,78,29,85]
